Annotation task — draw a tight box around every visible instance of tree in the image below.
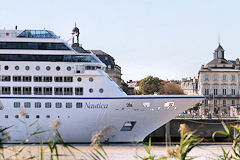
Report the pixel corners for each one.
[139,76,163,95]
[159,83,184,95]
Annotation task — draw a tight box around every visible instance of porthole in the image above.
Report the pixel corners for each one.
[36,66,40,71]
[89,77,94,82]
[67,66,71,71]
[15,66,19,70]
[4,66,9,70]
[46,66,51,71]
[89,88,93,93]
[99,88,104,93]
[56,66,60,71]
[25,66,30,70]
[77,77,82,82]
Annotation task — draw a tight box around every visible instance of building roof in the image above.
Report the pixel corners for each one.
[207,58,233,66]
[215,44,224,52]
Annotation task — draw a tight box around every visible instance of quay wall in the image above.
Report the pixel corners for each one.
[144,118,240,142]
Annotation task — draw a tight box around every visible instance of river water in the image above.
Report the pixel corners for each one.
[1,144,231,160]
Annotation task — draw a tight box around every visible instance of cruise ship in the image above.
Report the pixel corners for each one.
[0,28,204,143]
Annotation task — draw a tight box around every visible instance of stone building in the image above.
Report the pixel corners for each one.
[198,44,240,117]
[180,77,198,95]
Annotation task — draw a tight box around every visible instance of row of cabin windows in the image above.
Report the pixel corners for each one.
[1,87,83,95]
[0,76,94,82]
[5,115,74,119]
[14,102,83,108]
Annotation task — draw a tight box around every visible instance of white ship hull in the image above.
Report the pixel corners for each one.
[1,95,204,143]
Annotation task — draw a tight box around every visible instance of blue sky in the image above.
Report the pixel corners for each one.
[1,0,240,81]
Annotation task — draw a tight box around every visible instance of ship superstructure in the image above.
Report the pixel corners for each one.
[0,29,204,143]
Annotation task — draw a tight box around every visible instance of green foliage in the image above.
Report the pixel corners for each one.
[213,121,240,159]
[136,137,168,160]
[167,124,203,160]
[139,76,162,95]
[159,83,184,95]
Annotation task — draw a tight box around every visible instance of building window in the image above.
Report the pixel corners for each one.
[54,76,63,82]
[204,89,209,95]
[67,66,71,71]
[2,87,10,94]
[23,87,31,95]
[25,66,30,70]
[36,66,40,71]
[34,87,42,95]
[204,99,208,106]
[66,102,72,108]
[45,102,51,108]
[232,89,236,95]
[64,77,73,82]
[214,89,218,95]
[89,77,94,82]
[64,87,73,95]
[231,75,236,81]
[214,100,218,106]
[54,87,63,95]
[46,115,50,118]
[204,75,209,81]
[43,76,52,82]
[99,88,104,93]
[223,89,227,95]
[76,102,83,108]
[55,102,62,108]
[223,100,227,106]
[13,87,21,95]
[5,115,8,119]
[26,115,29,118]
[43,87,52,95]
[23,76,32,82]
[15,115,19,119]
[75,87,83,95]
[13,76,21,82]
[77,77,82,82]
[213,75,218,81]
[14,102,20,108]
[1,76,11,81]
[36,115,40,119]
[24,102,31,108]
[232,100,236,106]
[4,66,9,70]
[35,102,41,108]
[223,75,227,81]
[56,66,60,71]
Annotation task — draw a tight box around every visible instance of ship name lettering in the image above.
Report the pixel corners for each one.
[85,102,108,109]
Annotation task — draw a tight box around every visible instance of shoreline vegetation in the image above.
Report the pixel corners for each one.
[0,115,239,160]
